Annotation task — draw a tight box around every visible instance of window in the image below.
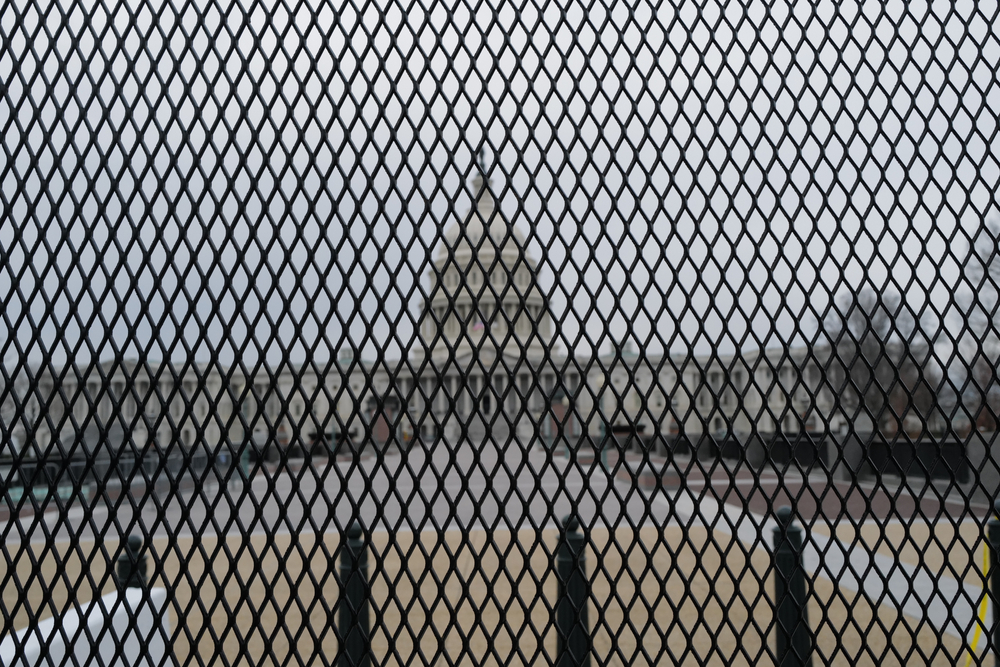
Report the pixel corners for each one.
[172,389,183,419]
[709,371,722,390]
[137,381,152,416]
[49,391,65,424]
[127,394,138,420]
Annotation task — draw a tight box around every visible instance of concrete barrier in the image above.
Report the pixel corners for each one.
[0,588,172,667]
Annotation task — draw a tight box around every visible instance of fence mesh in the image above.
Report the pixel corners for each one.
[2,0,1000,665]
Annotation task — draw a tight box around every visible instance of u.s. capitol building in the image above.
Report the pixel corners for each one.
[5,163,937,480]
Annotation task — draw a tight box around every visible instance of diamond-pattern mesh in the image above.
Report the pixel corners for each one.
[1,0,999,665]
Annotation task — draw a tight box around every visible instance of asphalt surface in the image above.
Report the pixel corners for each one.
[4,439,663,545]
[613,451,991,520]
[4,441,989,546]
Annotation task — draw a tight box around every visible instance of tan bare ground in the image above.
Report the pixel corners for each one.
[0,526,965,666]
[811,519,989,589]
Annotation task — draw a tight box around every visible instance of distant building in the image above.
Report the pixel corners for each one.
[1,164,955,480]
[393,162,561,444]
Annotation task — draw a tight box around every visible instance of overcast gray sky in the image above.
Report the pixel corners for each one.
[1,0,998,368]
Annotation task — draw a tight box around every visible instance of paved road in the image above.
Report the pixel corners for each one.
[5,442,987,546]
[615,453,991,522]
[4,438,665,545]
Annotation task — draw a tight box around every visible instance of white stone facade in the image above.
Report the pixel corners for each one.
[1,342,849,466]
[2,170,847,464]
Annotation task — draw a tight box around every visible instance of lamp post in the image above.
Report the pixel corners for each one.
[562,394,571,460]
[599,420,608,470]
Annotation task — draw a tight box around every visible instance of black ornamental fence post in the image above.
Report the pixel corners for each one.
[557,514,590,667]
[338,522,370,667]
[116,535,147,589]
[773,506,812,667]
[988,499,1000,666]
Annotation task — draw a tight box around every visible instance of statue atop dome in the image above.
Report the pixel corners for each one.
[477,146,488,180]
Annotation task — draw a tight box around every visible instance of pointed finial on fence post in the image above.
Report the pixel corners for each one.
[338,521,370,667]
[116,535,147,589]
[557,514,589,667]
[773,507,812,667]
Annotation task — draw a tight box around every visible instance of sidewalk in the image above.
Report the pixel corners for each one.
[616,450,991,646]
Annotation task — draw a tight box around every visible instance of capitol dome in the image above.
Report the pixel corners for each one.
[437,172,528,263]
[419,164,550,362]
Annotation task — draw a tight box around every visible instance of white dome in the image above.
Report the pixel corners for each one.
[420,168,551,361]
[437,173,529,262]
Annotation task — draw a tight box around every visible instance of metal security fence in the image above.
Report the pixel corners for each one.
[1,0,1000,665]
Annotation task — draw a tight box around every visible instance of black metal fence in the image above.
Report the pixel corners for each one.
[2,0,1000,665]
